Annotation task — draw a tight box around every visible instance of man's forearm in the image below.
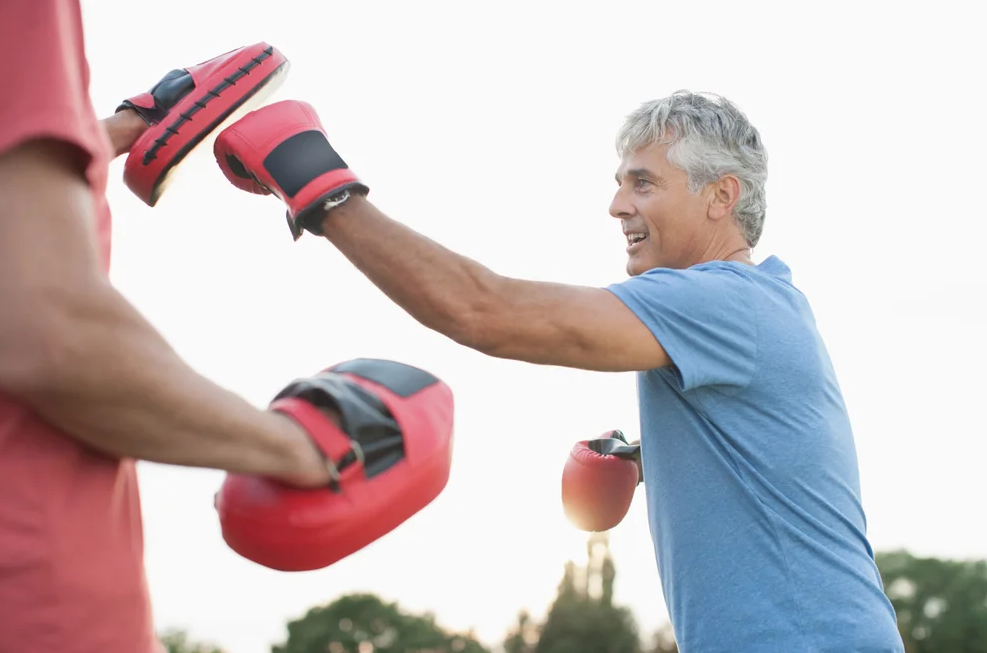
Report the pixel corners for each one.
[5,278,311,480]
[320,195,505,348]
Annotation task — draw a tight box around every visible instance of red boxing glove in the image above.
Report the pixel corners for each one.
[561,430,641,532]
[214,358,454,572]
[213,99,369,241]
[118,42,289,206]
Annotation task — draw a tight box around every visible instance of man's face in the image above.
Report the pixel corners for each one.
[609,141,711,276]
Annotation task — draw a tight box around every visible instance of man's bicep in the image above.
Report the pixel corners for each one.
[479,280,672,372]
[0,139,107,383]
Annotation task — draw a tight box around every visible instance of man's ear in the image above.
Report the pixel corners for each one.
[707,175,741,221]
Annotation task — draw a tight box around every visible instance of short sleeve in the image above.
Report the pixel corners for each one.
[0,0,107,174]
[606,264,759,392]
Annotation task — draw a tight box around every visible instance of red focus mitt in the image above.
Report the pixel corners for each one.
[118,42,289,206]
[214,358,454,572]
[213,99,368,240]
[561,430,641,532]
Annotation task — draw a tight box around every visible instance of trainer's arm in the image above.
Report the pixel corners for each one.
[100,108,147,158]
[319,196,670,373]
[0,139,328,487]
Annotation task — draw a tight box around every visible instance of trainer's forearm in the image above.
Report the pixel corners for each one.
[6,279,305,478]
[100,109,147,159]
[319,195,506,347]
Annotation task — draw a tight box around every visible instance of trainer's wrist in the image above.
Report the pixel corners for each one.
[268,408,342,488]
[100,109,149,158]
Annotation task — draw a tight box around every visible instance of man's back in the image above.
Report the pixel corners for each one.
[609,256,903,653]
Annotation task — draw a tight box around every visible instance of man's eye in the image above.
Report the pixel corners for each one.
[635,179,650,189]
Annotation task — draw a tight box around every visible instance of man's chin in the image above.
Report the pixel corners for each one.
[625,258,648,277]
[624,241,660,276]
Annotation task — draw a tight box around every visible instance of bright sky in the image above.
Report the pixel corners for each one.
[79,1,985,652]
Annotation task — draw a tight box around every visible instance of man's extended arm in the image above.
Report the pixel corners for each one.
[212,100,670,373]
[319,195,670,373]
[0,139,330,488]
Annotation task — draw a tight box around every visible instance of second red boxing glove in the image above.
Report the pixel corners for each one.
[213,99,369,240]
[561,430,641,532]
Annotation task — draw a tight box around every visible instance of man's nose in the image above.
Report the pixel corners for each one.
[609,188,633,219]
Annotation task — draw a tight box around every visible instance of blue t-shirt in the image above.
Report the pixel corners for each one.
[607,256,903,653]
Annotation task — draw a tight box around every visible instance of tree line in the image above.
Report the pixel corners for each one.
[162,534,987,653]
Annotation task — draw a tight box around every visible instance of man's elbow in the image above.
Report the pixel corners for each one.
[443,299,514,358]
[429,271,510,355]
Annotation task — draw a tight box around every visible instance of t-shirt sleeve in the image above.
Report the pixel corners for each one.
[0,0,105,172]
[606,265,759,392]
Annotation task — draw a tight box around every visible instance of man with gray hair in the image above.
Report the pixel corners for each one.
[219,90,905,651]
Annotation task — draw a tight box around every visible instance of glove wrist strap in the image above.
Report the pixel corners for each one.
[288,188,353,241]
[290,183,370,240]
[271,370,405,489]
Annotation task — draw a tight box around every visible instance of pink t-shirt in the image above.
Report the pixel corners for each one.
[0,2,158,651]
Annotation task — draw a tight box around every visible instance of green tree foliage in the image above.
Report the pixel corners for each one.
[271,593,491,653]
[531,533,644,653]
[876,550,987,653]
[155,542,987,653]
[502,610,538,653]
[534,597,641,653]
[158,628,227,653]
[644,624,678,653]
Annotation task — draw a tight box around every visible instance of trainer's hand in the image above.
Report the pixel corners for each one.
[270,410,336,488]
[561,430,641,532]
[214,358,455,572]
[100,109,149,159]
[213,99,368,240]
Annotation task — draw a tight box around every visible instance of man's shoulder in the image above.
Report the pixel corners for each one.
[689,255,794,285]
[688,256,806,314]
[609,256,794,311]
[622,254,790,284]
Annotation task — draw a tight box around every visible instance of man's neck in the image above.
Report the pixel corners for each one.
[694,239,753,266]
[723,245,754,265]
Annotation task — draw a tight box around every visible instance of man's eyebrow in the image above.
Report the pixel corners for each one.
[615,167,657,183]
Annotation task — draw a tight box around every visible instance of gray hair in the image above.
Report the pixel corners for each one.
[615,91,768,247]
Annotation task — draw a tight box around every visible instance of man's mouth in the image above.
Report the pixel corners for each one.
[626,232,648,246]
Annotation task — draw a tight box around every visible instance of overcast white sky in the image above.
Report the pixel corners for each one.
[78,1,985,651]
